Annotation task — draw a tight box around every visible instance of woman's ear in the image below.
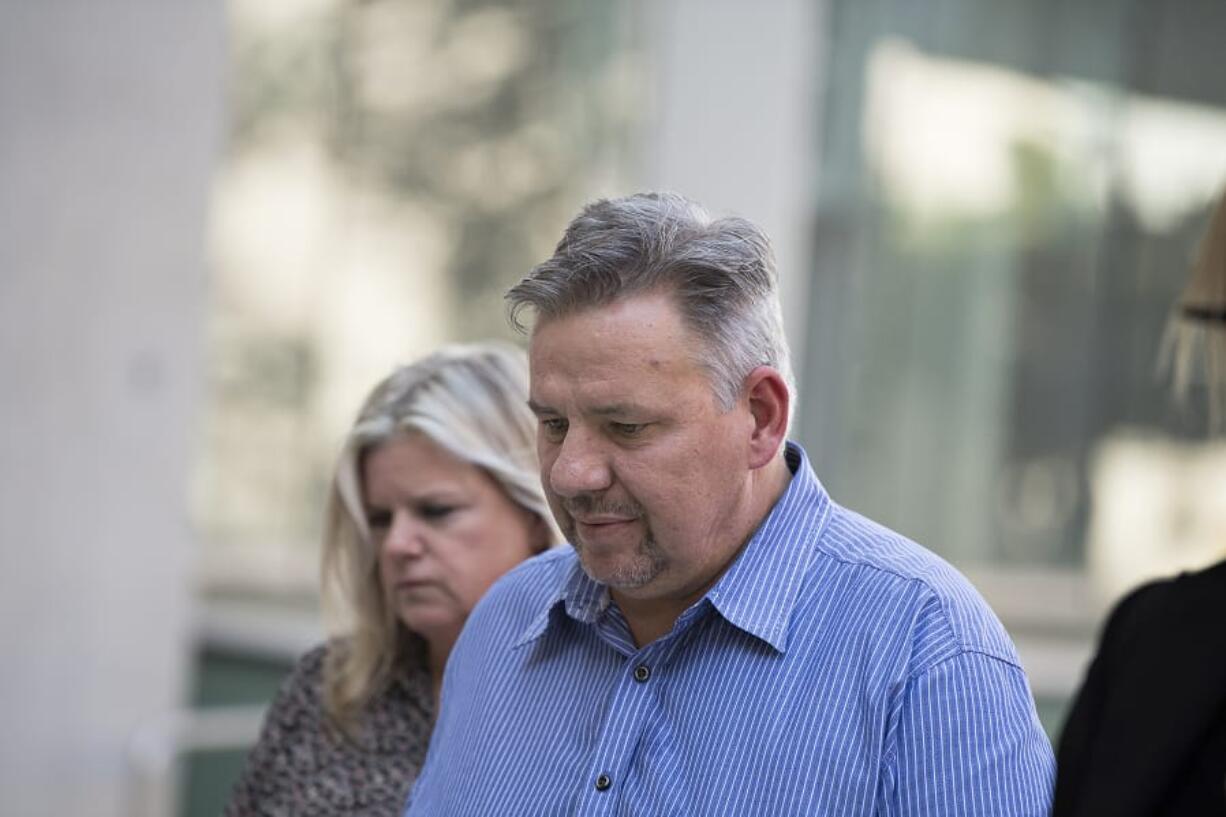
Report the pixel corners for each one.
[742,366,790,470]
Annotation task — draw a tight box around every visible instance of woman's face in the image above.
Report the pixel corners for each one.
[364,432,543,649]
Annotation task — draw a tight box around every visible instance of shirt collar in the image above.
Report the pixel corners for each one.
[513,442,832,653]
[703,442,831,653]
[512,558,608,648]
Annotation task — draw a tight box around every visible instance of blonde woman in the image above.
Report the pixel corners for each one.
[225,342,556,816]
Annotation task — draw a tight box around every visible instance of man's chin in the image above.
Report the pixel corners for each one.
[575,549,662,591]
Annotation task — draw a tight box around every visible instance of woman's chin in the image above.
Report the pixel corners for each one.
[397,606,463,644]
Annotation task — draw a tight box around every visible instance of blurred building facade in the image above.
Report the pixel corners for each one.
[799,0,1226,703]
[4,1,1226,815]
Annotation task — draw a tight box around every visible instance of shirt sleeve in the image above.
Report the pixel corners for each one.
[877,650,1054,817]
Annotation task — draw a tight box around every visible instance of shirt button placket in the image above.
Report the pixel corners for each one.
[580,653,659,810]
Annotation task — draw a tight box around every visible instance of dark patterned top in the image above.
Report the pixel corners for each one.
[224,641,435,817]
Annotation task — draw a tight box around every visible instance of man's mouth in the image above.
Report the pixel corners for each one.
[574,515,636,526]
[573,516,639,542]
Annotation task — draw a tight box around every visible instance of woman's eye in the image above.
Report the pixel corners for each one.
[366,510,392,529]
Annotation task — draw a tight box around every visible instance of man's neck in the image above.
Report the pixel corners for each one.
[613,454,793,648]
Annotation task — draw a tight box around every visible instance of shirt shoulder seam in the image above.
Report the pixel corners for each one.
[905,643,1026,685]
[811,515,1012,661]
[879,648,1029,771]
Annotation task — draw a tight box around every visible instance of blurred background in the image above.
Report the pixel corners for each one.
[3,0,1225,814]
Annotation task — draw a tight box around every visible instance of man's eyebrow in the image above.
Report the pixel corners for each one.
[527,399,555,417]
[589,403,646,417]
[526,400,648,417]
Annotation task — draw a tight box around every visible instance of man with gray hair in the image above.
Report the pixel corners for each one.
[404,192,1054,815]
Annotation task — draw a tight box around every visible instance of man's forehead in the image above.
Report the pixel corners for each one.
[524,290,720,400]
[530,288,695,337]
[527,356,666,402]
[529,293,701,357]
[527,350,720,421]
[528,335,697,387]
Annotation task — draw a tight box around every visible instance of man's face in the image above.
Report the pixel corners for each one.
[529,290,756,602]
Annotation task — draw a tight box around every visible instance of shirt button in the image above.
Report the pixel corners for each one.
[633,664,651,682]
[595,773,612,791]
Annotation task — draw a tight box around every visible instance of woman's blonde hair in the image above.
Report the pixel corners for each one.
[1165,188,1226,432]
[320,341,556,735]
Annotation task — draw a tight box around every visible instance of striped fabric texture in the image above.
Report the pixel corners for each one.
[405,443,1054,816]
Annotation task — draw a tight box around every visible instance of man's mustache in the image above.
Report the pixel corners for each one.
[561,494,644,518]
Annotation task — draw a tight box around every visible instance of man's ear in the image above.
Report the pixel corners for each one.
[742,366,790,470]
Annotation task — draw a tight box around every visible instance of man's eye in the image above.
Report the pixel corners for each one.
[366,510,392,529]
[540,418,568,438]
[611,422,647,437]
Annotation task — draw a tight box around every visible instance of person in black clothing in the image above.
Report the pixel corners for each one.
[1053,188,1226,816]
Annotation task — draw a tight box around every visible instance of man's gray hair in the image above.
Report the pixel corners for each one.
[506,192,794,411]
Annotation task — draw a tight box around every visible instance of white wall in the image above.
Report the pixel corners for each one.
[0,3,224,815]
[639,0,828,381]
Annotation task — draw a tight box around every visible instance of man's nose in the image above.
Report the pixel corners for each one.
[382,509,427,558]
[549,428,612,498]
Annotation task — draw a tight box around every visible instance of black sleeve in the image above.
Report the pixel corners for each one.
[1051,582,1162,816]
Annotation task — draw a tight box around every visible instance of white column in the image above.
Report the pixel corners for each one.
[639,0,829,376]
[0,3,224,815]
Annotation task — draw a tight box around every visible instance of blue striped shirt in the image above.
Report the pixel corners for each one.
[405,443,1054,815]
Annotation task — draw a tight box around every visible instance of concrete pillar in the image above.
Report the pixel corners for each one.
[0,3,224,815]
[639,0,828,378]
